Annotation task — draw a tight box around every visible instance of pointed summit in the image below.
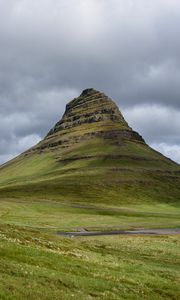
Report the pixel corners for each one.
[31,89,144,152]
[80,88,97,96]
[57,87,128,129]
[65,88,124,119]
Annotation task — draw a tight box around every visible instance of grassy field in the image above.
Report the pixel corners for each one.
[0,223,180,300]
[0,197,180,299]
[0,199,180,232]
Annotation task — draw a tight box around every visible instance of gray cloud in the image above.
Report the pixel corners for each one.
[0,0,180,164]
[151,143,180,163]
[123,104,180,144]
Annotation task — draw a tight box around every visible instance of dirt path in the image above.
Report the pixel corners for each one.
[57,228,180,237]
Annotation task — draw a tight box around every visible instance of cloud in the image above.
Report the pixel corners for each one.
[0,0,180,164]
[123,104,180,144]
[123,104,180,163]
[0,134,40,165]
[151,143,180,164]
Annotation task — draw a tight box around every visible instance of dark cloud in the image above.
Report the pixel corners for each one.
[0,0,180,163]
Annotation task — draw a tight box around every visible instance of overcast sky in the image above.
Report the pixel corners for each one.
[0,0,180,164]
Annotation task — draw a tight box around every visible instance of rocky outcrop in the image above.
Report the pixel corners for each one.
[47,88,128,135]
[28,88,145,153]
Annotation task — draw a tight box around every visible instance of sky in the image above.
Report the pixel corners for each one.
[0,0,180,164]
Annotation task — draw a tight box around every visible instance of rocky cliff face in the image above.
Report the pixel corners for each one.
[48,88,128,133]
[29,88,145,152]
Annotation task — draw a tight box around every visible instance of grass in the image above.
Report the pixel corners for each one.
[0,199,180,232]
[0,196,179,299]
[0,223,180,300]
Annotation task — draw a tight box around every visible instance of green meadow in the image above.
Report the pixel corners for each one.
[0,223,180,300]
[0,199,180,232]
[0,195,180,299]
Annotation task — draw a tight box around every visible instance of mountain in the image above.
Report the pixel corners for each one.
[0,88,180,205]
[27,88,144,152]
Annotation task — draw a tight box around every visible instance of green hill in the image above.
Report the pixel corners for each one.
[0,88,179,206]
[0,89,180,299]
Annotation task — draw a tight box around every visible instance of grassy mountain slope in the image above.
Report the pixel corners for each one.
[0,89,180,206]
[0,89,180,300]
[0,146,179,207]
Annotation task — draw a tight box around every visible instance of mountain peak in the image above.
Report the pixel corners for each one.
[66,88,110,111]
[28,89,145,153]
[80,88,97,96]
